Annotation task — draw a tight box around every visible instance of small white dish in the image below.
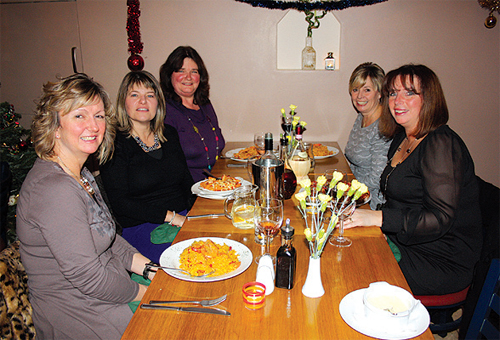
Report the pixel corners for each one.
[339,287,430,340]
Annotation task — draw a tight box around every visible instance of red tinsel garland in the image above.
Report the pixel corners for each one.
[126,0,145,70]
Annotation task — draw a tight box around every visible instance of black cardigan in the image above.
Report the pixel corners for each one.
[99,124,194,228]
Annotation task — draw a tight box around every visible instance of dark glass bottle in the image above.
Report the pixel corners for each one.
[280,135,297,200]
[275,219,296,289]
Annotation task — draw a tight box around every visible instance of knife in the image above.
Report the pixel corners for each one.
[140,304,231,316]
[187,213,226,220]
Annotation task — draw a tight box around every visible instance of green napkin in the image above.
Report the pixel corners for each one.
[386,237,402,263]
[128,273,151,313]
[150,222,181,244]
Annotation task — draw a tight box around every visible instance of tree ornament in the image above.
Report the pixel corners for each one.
[126,0,145,70]
[127,54,145,71]
[485,13,497,28]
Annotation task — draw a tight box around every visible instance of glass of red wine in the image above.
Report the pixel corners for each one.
[254,198,283,263]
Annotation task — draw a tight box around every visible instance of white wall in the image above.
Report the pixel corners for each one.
[1,0,499,186]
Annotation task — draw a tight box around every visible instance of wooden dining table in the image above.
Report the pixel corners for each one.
[121,142,433,340]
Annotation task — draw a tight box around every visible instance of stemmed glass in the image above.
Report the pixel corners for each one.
[254,198,283,263]
[329,200,356,247]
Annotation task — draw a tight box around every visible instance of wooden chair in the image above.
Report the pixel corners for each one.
[464,259,500,339]
[0,241,36,339]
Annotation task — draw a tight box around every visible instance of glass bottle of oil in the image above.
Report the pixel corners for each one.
[275,219,296,289]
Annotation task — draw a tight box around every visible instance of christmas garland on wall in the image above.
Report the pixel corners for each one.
[127,0,145,71]
[234,0,388,11]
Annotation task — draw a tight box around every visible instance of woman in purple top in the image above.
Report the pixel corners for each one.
[160,46,225,182]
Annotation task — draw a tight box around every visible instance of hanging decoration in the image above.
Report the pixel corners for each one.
[234,0,388,11]
[478,0,499,28]
[305,9,327,37]
[126,0,145,71]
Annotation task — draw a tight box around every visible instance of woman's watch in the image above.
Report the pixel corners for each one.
[142,261,158,280]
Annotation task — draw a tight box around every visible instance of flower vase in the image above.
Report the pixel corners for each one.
[302,256,325,298]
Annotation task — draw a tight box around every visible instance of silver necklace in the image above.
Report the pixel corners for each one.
[132,134,160,152]
[57,156,95,196]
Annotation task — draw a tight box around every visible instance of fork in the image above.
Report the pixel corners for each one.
[148,294,227,307]
[146,264,215,278]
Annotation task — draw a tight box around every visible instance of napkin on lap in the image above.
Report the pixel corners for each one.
[150,222,181,244]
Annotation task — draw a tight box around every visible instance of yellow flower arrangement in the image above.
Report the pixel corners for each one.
[295,171,369,258]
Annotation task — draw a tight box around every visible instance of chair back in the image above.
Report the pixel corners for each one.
[464,259,500,340]
[460,177,500,338]
[0,240,36,339]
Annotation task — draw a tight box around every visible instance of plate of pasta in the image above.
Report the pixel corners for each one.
[225,147,262,162]
[312,144,339,159]
[191,177,252,199]
[159,237,253,282]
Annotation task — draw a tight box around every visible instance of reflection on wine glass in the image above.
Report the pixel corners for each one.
[303,142,315,173]
[254,198,283,264]
[254,132,266,155]
[329,199,356,247]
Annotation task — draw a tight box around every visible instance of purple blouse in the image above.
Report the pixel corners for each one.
[165,99,225,182]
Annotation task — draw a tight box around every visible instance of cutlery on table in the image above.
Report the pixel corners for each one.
[146,264,215,277]
[226,163,246,168]
[140,305,230,316]
[148,294,227,307]
[187,213,226,220]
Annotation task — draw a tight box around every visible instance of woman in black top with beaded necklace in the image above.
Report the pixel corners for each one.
[344,64,482,296]
[159,46,225,182]
[99,71,194,263]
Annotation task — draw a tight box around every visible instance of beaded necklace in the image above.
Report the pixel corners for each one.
[57,156,95,196]
[183,106,220,171]
[132,134,160,152]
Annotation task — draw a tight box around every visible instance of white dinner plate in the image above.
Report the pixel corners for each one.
[225,148,254,162]
[159,237,253,282]
[314,145,339,159]
[191,177,251,200]
[225,147,278,162]
[339,288,430,340]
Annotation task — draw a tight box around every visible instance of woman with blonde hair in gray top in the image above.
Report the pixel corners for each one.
[17,73,156,339]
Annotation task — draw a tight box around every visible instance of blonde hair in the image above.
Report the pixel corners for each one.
[115,71,167,142]
[32,73,116,163]
[349,62,385,96]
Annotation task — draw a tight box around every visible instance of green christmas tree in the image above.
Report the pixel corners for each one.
[0,102,37,243]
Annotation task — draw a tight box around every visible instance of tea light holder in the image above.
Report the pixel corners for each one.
[242,281,266,310]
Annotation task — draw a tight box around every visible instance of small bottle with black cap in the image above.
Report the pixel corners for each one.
[275,218,296,289]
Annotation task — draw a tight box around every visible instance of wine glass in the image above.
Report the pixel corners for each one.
[253,132,266,155]
[254,198,283,263]
[329,199,356,247]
